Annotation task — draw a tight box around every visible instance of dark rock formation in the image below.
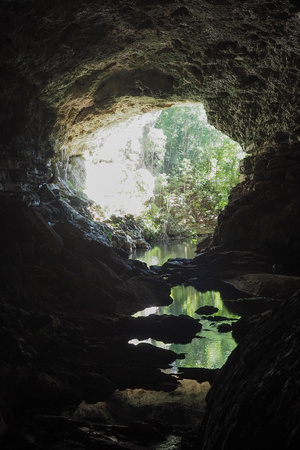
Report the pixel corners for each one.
[177,368,219,385]
[1,0,300,269]
[195,305,219,315]
[197,290,300,450]
[213,149,300,272]
[106,214,152,252]
[217,322,232,333]
[118,313,202,344]
[0,195,182,447]
[1,0,300,448]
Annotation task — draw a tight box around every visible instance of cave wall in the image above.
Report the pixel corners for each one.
[213,146,300,272]
[1,1,300,448]
[1,0,300,262]
[197,288,300,449]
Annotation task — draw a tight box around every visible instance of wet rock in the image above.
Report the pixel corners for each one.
[224,273,300,298]
[126,342,185,369]
[217,323,232,333]
[197,290,300,449]
[107,214,151,252]
[149,264,161,273]
[224,296,279,318]
[195,305,219,315]
[119,314,202,344]
[232,315,263,343]
[1,0,300,446]
[160,258,205,284]
[161,258,193,270]
[108,379,210,427]
[0,196,184,446]
[193,250,271,277]
[204,315,233,322]
[177,368,219,385]
[110,365,180,393]
[73,400,111,421]
[111,231,135,253]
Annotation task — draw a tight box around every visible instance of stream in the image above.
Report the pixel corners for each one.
[130,240,241,372]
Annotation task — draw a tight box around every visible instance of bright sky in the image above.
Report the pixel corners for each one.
[84,112,160,217]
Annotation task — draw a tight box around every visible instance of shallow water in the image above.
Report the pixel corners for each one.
[130,240,240,371]
[130,239,198,265]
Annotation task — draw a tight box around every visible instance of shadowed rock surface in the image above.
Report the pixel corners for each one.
[118,314,202,343]
[1,0,300,448]
[197,289,300,450]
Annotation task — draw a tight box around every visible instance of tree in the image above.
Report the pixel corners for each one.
[140,104,245,239]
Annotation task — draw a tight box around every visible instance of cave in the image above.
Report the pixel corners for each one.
[1,1,300,448]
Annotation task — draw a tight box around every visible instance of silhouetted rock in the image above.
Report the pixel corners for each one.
[197,290,300,449]
[1,0,300,447]
[217,323,232,333]
[195,305,219,315]
[118,314,202,344]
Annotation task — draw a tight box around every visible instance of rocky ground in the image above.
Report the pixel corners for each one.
[1,0,300,448]
[157,250,300,449]
[1,185,300,448]
[0,189,211,449]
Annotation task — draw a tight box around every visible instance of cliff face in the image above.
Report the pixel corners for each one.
[1,1,300,448]
[1,0,300,261]
[197,288,300,450]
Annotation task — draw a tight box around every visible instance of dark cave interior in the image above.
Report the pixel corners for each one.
[1,1,300,448]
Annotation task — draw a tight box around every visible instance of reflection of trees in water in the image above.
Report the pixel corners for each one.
[130,239,197,266]
[167,286,239,369]
[133,285,239,370]
[158,286,239,320]
[169,334,237,370]
[132,241,239,369]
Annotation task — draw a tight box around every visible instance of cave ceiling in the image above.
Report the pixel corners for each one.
[0,0,299,163]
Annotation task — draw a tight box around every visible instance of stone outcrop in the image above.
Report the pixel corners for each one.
[2,0,299,265]
[213,148,300,272]
[0,194,187,447]
[1,0,300,448]
[197,289,300,450]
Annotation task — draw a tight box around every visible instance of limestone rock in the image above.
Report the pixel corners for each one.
[224,273,300,298]
[1,0,300,448]
[197,289,300,449]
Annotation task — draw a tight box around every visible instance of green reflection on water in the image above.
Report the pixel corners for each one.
[130,239,197,266]
[133,286,240,371]
[170,285,239,320]
[131,240,240,371]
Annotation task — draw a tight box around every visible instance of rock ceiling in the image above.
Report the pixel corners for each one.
[1,0,299,163]
[1,3,300,447]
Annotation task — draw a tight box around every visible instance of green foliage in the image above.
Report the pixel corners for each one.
[140,104,245,238]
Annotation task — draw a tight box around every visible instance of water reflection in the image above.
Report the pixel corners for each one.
[131,285,239,371]
[130,239,197,266]
[130,239,240,371]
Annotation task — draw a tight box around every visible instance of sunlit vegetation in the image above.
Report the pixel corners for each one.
[84,104,245,240]
[139,104,245,240]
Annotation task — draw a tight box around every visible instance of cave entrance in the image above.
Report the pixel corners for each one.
[78,103,245,243]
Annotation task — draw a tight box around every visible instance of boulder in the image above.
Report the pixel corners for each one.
[224,273,300,298]
[195,305,219,315]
